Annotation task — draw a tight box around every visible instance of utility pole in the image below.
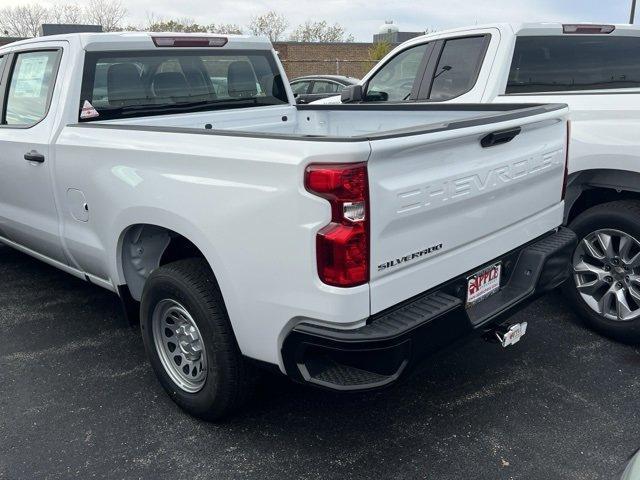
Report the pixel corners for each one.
[632,0,637,24]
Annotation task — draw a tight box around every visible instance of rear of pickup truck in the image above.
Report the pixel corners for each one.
[279,103,575,390]
[58,101,575,395]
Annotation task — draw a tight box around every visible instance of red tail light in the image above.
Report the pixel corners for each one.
[562,121,571,200]
[305,163,369,287]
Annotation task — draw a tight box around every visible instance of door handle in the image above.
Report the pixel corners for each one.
[480,127,522,148]
[24,151,45,163]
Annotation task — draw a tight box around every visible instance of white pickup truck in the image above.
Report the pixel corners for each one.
[325,22,640,343]
[0,32,575,419]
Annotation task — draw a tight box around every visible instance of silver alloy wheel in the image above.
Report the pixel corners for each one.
[573,229,640,321]
[152,299,208,393]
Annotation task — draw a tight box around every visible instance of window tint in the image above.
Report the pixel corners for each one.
[5,51,59,126]
[291,81,310,94]
[0,56,5,81]
[81,50,288,121]
[507,36,640,94]
[428,36,488,101]
[310,81,341,94]
[366,43,429,101]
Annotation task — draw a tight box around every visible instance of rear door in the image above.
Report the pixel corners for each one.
[0,44,67,263]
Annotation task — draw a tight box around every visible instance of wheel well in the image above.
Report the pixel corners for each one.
[567,188,638,224]
[566,170,640,224]
[120,224,206,301]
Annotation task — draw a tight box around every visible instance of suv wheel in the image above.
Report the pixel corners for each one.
[565,200,640,343]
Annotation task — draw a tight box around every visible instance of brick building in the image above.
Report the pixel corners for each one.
[273,41,374,80]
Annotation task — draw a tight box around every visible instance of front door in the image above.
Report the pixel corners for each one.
[0,46,67,263]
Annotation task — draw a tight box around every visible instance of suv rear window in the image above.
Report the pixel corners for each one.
[80,49,288,121]
[507,35,640,93]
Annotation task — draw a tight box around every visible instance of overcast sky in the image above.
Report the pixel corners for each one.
[0,0,635,40]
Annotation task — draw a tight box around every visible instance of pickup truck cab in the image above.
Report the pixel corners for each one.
[325,22,640,343]
[0,32,575,419]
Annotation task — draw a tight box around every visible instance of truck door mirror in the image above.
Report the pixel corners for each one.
[341,84,363,103]
[364,90,389,102]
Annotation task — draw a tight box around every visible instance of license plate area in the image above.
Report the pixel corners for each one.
[466,262,502,307]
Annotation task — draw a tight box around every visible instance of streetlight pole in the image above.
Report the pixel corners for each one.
[632,0,637,24]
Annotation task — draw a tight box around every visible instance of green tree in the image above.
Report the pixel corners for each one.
[369,41,392,62]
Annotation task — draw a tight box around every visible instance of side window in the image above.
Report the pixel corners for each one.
[0,56,6,84]
[366,43,429,101]
[428,36,488,101]
[507,36,640,94]
[310,81,341,94]
[4,50,59,126]
[291,81,310,94]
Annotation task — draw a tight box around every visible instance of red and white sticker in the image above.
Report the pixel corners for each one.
[80,100,99,120]
[467,262,501,306]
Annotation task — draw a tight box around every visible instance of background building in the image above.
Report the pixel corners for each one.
[373,21,424,44]
[275,21,426,80]
[273,41,373,79]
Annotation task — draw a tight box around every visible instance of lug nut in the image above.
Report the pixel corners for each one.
[605,276,613,283]
[604,265,611,272]
[617,281,624,288]
[612,258,620,266]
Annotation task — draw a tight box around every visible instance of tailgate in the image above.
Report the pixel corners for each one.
[368,107,568,314]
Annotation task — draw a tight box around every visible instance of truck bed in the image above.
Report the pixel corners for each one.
[86,102,566,140]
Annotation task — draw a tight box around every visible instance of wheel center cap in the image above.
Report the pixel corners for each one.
[175,324,202,360]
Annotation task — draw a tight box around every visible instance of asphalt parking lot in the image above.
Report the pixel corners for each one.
[1,244,640,480]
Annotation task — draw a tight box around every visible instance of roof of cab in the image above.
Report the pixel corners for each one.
[1,31,274,52]
[379,21,640,52]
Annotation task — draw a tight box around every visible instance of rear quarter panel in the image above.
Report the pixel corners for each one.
[53,126,372,367]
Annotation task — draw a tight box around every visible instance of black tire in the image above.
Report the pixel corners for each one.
[140,258,255,420]
[564,200,640,343]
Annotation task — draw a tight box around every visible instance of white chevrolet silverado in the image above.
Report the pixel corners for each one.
[324,22,640,343]
[0,32,576,419]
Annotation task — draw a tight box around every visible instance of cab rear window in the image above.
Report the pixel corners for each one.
[79,49,288,121]
[507,35,640,93]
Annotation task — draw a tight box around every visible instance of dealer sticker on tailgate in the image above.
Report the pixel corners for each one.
[466,262,501,307]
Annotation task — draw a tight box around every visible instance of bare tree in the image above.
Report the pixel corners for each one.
[50,3,83,24]
[248,11,288,42]
[84,0,127,32]
[207,23,243,35]
[0,4,50,37]
[146,15,207,33]
[289,20,354,42]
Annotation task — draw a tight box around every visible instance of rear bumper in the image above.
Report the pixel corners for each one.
[281,227,577,391]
